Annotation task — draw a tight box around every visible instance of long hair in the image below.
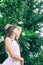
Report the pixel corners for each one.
[5,25,17,39]
[5,25,20,45]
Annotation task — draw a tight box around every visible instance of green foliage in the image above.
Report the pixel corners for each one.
[0,0,43,65]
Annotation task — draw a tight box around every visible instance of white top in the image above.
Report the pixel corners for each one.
[6,39,20,57]
[2,39,21,65]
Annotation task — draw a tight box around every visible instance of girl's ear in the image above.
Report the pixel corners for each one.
[16,27,22,40]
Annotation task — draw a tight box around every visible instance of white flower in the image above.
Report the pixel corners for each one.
[0,13,3,17]
[41,45,43,50]
[18,21,23,24]
[29,53,33,58]
[22,32,25,36]
[35,31,39,33]
[33,8,38,13]
[34,53,38,57]
[0,36,4,42]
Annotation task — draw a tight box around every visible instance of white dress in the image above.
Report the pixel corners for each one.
[2,39,21,65]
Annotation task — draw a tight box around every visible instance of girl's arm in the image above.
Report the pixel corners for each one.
[5,37,24,62]
[16,26,22,40]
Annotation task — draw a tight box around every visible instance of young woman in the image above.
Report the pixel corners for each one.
[2,24,24,65]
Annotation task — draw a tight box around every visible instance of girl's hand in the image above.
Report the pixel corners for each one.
[21,61,24,65]
[21,58,24,65]
[5,24,13,29]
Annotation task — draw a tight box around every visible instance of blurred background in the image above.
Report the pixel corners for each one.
[0,0,43,65]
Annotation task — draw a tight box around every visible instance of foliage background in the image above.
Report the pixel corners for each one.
[0,0,43,65]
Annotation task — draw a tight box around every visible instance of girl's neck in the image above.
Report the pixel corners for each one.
[10,34,16,41]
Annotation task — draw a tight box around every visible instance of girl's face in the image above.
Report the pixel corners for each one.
[13,27,19,38]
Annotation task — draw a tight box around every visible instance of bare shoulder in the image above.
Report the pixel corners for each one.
[5,37,11,42]
[4,37,12,52]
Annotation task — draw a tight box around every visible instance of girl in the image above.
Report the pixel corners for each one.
[2,24,24,65]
